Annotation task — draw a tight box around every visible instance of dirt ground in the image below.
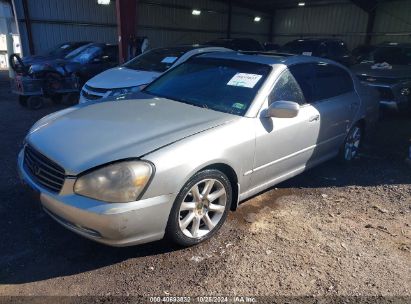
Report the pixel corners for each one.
[0,72,410,300]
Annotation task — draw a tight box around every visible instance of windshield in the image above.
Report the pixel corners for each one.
[123,47,190,72]
[144,58,271,116]
[65,44,102,63]
[46,43,77,56]
[367,46,411,65]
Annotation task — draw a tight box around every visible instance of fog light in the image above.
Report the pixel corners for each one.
[400,88,410,96]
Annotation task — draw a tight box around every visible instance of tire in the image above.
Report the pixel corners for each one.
[26,96,44,110]
[18,95,28,107]
[339,123,363,162]
[166,169,232,247]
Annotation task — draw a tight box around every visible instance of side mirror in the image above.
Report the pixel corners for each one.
[266,101,300,118]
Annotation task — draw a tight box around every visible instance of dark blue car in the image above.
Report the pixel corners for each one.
[11,43,118,109]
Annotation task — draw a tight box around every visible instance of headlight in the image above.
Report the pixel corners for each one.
[109,85,144,97]
[74,161,153,203]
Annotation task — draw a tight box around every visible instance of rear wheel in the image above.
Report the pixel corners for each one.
[166,169,232,247]
[339,123,363,162]
[26,96,44,110]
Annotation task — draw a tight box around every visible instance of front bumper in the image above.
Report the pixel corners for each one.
[17,150,175,247]
[11,75,80,96]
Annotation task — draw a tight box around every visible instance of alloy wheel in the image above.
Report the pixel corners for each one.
[178,179,227,239]
[344,126,361,161]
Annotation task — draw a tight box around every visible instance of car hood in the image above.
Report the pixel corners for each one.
[27,59,82,76]
[22,54,60,65]
[86,67,161,89]
[352,63,411,79]
[27,98,237,175]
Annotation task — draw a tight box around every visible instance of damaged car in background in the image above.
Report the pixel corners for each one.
[18,52,378,247]
[9,41,90,71]
[10,43,118,110]
[352,42,411,114]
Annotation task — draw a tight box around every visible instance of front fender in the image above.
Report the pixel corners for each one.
[141,118,256,201]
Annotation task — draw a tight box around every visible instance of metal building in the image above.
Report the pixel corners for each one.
[6,0,411,60]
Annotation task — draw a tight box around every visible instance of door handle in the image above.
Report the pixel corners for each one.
[309,115,320,122]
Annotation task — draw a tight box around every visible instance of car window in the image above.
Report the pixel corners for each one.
[313,63,353,100]
[288,63,316,103]
[66,45,103,63]
[123,47,191,72]
[269,69,305,105]
[46,43,86,57]
[328,41,349,57]
[144,57,271,116]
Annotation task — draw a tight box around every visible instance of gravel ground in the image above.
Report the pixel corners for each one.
[0,72,410,300]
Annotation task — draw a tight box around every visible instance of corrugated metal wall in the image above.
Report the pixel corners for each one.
[230,6,270,43]
[15,0,410,56]
[138,0,270,48]
[372,0,411,44]
[14,0,117,55]
[14,0,269,55]
[137,0,227,48]
[272,2,368,49]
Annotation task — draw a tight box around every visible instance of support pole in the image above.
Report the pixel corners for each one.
[268,13,274,42]
[22,0,34,55]
[5,18,14,78]
[226,0,232,39]
[116,0,137,64]
[365,9,376,45]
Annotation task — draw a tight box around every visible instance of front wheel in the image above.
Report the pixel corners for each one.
[339,123,363,162]
[166,169,232,247]
[26,96,44,110]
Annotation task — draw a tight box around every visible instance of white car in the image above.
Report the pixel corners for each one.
[79,45,231,103]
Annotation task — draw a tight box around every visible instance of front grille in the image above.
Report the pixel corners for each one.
[376,87,395,100]
[84,84,109,94]
[81,89,102,100]
[24,145,65,193]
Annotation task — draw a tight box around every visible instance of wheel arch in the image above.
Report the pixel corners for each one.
[198,163,239,211]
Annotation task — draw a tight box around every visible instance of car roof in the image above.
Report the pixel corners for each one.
[285,38,345,44]
[197,51,340,67]
[150,44,227,52]
[377,42,411,48]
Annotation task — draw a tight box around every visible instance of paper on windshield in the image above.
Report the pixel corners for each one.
[302,52,312,56]
[227,73,262,88]
[161,57,178,64]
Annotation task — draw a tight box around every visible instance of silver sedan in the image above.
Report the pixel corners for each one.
[18,52,379,247]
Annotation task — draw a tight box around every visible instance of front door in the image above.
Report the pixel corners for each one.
[251,67,321,189]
